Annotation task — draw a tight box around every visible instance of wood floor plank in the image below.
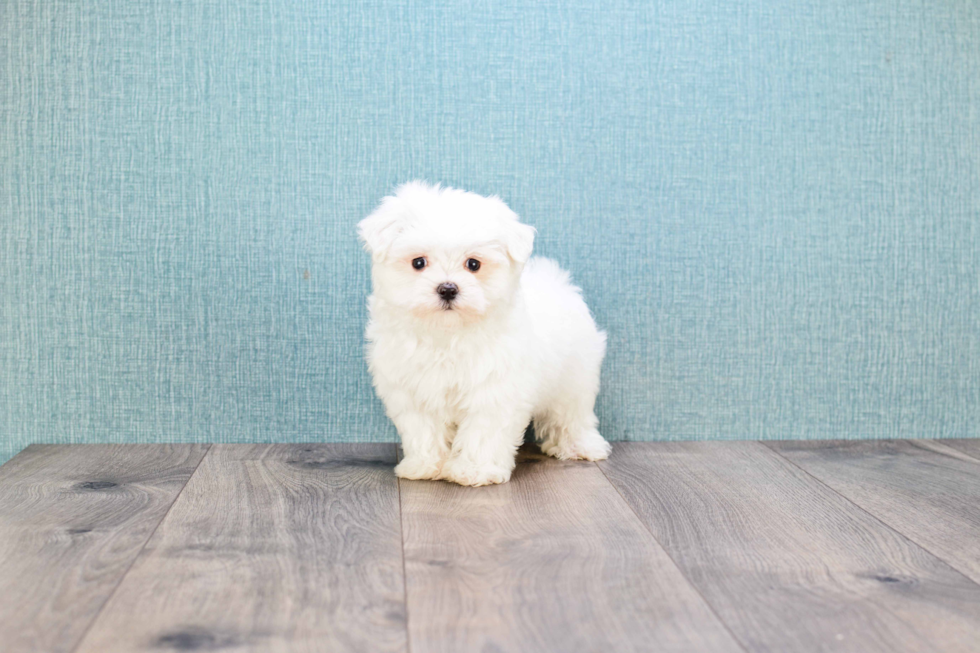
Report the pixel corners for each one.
[600,442,980,653]
[0,444,209,653]
[74,444,407,653]
[942,438,980,462]
[768,439,980,585]
[400,448,744,653]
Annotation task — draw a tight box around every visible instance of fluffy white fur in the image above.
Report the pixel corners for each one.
[359,181,610,486]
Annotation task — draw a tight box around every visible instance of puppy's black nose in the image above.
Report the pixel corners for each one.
[437,282,459,301]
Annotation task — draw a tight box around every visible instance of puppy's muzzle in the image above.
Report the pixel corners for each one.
[436,282,459,304]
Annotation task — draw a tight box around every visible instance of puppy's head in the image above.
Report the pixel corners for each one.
[359,181,535,327]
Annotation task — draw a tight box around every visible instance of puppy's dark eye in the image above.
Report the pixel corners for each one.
[466,258,481,272]
[412,257,426,270]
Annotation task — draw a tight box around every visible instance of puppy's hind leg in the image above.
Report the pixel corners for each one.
[536,401,611,462]
[537,328,610,461]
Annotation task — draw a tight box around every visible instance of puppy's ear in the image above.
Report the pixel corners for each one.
[358,195,406,260]
[492,198,536,263]
[504,221,536,263]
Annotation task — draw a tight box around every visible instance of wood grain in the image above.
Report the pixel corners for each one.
[0,444,209,653]
[400,448,744,653]
[768,439,980,585]
[942,438,980,462]
[74,444,407,653]
[600,442,980,653]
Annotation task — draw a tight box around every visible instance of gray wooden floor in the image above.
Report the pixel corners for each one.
[1,441,979,653]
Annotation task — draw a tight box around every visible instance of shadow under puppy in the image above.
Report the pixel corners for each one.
[359,181,610,486]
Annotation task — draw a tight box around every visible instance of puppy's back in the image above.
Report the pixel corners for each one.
[521,257,604,343]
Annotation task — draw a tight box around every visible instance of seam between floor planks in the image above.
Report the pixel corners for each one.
[73,443,408,653]
[398,446,744,652]
[394,446,741,652]
[395,445,414,653]
[600,441,980,653]
[67,444,213,653]
[762,441,980,592]
[942,439,980,463]
[766,439,980,589]
[593,459,751,653]
[0,444,212,653]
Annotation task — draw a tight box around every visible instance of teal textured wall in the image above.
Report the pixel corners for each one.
[2,0,979,463]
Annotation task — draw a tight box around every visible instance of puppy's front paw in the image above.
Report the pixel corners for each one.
[394,455,443,481]
[442,460,512,487]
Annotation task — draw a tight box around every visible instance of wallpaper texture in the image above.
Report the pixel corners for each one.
[2,0,979,463]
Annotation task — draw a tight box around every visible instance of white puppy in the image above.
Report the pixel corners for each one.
[359,181,610,486]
